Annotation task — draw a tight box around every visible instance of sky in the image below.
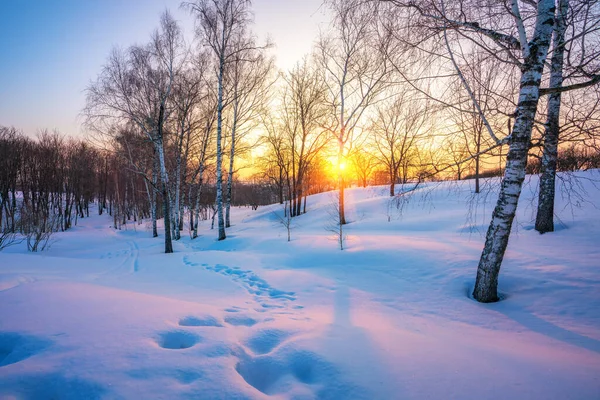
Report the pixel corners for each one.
[0,0,329,138]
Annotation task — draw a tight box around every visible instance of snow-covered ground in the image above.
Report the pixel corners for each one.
[1,172,599,400]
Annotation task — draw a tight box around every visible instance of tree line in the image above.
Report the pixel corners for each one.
[0,128,98,251]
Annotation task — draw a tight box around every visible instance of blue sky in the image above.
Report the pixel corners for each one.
[0,0,327,137]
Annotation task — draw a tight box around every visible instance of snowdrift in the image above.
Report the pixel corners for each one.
[1,171,599,399]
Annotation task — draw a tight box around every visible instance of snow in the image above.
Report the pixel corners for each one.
[1,171,599,399]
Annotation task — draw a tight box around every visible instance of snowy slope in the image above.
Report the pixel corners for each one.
[1,171,599,399]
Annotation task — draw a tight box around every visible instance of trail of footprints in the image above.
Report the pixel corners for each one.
[1,310,333,396]
[153,307,334,396]
[182,256,302,311]
[153,308,259,351]
[150,257,329,394]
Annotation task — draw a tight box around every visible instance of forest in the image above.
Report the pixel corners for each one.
[1,0,599,304]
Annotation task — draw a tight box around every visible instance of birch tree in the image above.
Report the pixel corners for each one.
[185,0,255,241]
[189,96,217,239]
[114,126,159,236]
[170,52,209,241]
[457,1,555,303]
[382,0,558,302]
[85,11,184,253]
[535,0,600,233]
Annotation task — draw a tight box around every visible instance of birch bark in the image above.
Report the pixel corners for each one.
[473,0,556,302]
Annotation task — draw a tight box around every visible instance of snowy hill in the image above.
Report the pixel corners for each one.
[1,171,599,399]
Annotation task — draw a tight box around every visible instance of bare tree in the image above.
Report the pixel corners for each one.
[371,91,429,196]
[273,201,293,242]
[536,0,600,233]
[348,148,379,188]
[280,59,330,218]
[260,120,289,205]
[185,0,255,241]
[444,138,471,181]
[326,193,346,250]
[447,51,514,193]
[189,99,217,239]
[0,127,24,251]
[224,40,274,228]
[382,0,560,302]
[318,0,395,225]
[170,52,210,241]
[114,125,160,236]
[0,127,23,235]
[85,11,184,253]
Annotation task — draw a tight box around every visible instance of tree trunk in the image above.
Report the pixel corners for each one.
[475,130,481,194]
[226,91,239,229]
[193,168,204,239]
[295,178,303,217]
[173,138,182,241]
[389,167,396,197]
[290,167,297,218]
[473,0,555,303]
[162,183,173,253]
[157,136,173,253]
[225,160,234,228]
[535,0,568,234]
[278,168,284,204]
[151,153,159,237]
[215,48,226,241]
[303,192,307,214]
[338,139,346,225]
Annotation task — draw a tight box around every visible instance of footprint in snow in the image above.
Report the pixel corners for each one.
[244,329,291,355]
[183,256,303,312]
[224,315,258,327]
[0,332,52,367]
[179,315,223,328]
[224,306,245,313]
[235,347,342,396]
[205,263,297,303]
[155,330,201,350]
[182,255,200,267]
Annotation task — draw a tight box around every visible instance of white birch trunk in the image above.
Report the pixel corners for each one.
[143,177,157,238]
[473,0,555,303]
[156,138,173,253]
[150,154,159,237]
[535,0,568,234]
[338,77,347,225]
[173,133,183,241]
[215,42,226,241]
[225,96,239,229]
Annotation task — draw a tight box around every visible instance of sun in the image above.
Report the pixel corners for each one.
[339,162,346,171]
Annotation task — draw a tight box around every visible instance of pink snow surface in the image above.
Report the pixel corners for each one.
[1,172,599,399]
